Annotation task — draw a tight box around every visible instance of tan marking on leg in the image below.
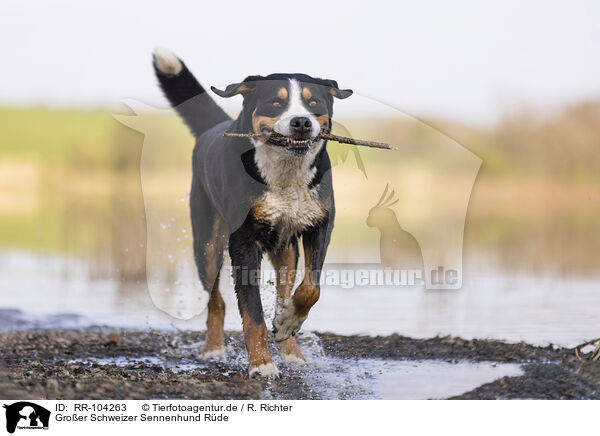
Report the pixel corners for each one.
[293,243,320,317]
[269,244,305,362]
[242,312,279,377]
[269,244,297,306]
[279,337,306,363]
[202,272,225,358]
[273,240,321,341]
[292,283,320,318]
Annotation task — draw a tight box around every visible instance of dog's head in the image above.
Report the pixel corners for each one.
[212,74,352,154]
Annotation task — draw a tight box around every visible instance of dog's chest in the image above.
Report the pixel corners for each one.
[253,144,325,242]
[260,185,322,236]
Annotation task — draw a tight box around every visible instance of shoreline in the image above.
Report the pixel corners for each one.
[1,329,598,400]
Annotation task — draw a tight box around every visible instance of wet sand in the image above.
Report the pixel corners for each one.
[0,329,597,400]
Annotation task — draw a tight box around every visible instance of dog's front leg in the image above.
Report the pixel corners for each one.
[273,216,330,342]
[269,240,305,363]
[229,233,279,378]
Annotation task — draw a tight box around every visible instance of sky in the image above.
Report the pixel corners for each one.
[2,0,600,124]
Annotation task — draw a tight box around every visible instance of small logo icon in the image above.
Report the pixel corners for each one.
[3,402,50,434]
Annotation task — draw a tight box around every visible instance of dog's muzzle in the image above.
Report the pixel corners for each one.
[260,127,318,154]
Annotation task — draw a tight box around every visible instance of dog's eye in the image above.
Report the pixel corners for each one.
[272,101,282,108]
[308,99,318,107]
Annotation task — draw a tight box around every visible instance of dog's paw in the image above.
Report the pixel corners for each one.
[273,298,307,342]
[153,47,182,75]
[281,352,307,365]
[199,347,225,360]
[248,362,280,379]
[279,337,306,364]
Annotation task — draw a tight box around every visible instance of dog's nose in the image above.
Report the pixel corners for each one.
[290,116,312,139]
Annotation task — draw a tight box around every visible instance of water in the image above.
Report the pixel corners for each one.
[1,251,599,347]
[6,251,580,399]
[63,341,523,400]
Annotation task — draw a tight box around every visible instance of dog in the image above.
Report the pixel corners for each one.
[152,47,352,378]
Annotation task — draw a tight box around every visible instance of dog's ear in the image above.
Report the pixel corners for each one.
[211,75,264,98]
[211,83,253,98]
[330,87,353,99]
[324,79,353,99]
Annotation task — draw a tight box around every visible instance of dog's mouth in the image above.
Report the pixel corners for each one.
[259,128,318,154]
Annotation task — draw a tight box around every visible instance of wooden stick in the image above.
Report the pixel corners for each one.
[593,342,600,361]
[573,337,600,350]
[222,132,264,140]
[320,132,393,150]
[222,131,394,150]
[572,337,600,361]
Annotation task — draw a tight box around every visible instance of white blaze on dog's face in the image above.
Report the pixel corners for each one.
[273,79,321,140]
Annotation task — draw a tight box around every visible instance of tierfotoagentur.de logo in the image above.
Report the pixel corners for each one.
[2,402,50,434]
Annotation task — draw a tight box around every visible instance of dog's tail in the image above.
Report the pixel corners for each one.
[152,47,230,137]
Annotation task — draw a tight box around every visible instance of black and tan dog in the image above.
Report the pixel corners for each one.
[153,48,352,378]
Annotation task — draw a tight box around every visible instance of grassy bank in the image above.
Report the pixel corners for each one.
[1,104,599,277]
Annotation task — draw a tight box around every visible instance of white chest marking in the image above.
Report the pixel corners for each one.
[252,138,325,242]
